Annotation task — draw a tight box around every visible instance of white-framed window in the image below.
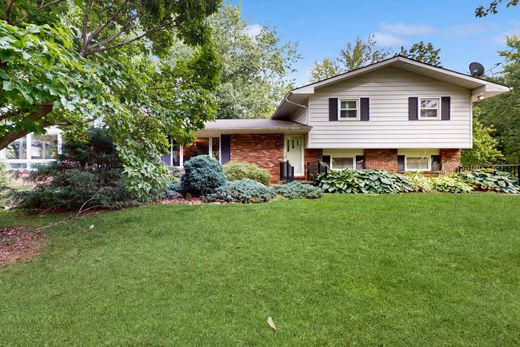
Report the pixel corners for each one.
[339,99,359,120]
[0,132,61,170]
[166,136,221,168]
[419,97,440,119]
[331,157,354,170]
[405,156,430,171]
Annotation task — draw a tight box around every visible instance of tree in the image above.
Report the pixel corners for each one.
[0,1,222,198]
[475,0,519,16]
[477,36,520,162]
[461,109,504,166]
[309,35,441,81]
[207,4,299,119]
[399,41,441,66]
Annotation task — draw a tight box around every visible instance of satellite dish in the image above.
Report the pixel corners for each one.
[469,62,485,77]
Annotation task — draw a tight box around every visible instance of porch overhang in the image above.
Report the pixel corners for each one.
[196,119,311,137]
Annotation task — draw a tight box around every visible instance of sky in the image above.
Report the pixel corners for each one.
[231,0,520,85]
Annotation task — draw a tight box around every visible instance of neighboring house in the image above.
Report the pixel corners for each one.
[162,56,509,182]
[1,56,509,183]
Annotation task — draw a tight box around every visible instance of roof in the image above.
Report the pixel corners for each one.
[273,55,510,119]
[196,119,311,136]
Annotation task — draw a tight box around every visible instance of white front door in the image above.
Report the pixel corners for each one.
[284,135,304,176]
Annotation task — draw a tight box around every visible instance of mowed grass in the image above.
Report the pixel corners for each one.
[1,194,520,346]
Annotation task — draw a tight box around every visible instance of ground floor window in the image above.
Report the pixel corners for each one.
[331,157,354,170]
[0,133,61,170]
[405,156,430,171]
[164,136,221,168]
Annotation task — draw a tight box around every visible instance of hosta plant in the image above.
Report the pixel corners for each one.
[315,169,412,194]
[431,176,473,193]
[404,172,433,192]
[457,169,519,194]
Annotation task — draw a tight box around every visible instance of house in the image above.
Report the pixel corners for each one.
[1,56,509,182]
[161,56,509,183]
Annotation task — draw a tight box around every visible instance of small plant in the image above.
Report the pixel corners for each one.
[457,169,519,194]
[431,176,473,193]
[180,155,227,196]
[273,181,322,199]
[404,172,433,192]
[205,179,275,203]
[223,161,271,185]
[163,180,182,199]
[315,169,412,194]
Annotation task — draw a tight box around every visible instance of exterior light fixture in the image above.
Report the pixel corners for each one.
[477,95,485,101]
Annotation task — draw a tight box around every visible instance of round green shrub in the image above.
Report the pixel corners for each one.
[457,169,519,194]
[431,176,473,193]
[404,172,433,192]
[204,179,275,203]
[223,161,271,185]
[180,155,227,196]
[273,181,323,199]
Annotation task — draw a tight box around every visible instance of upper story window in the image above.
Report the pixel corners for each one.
[339,99,359,120]
[419,97,440,119]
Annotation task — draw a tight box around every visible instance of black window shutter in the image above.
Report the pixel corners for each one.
[397,155,405,171]
[441,96,451,120]
[360,98,370,121]
[322,155,331,167]
[329,98,338,121]
[408,97,418,120]
[356,155,365,169]
[220,135,231,164]
[431,155,441,171]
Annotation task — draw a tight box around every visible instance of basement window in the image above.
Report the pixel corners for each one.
[405,156,430,171]
[331,157,354,170]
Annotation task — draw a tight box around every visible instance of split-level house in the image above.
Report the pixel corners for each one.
[1,56,509,182]
[165,56,509,182]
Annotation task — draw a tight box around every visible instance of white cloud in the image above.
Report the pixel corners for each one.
[245,24,262,38]
[379,22,436,36]
[492,32,514,44]
[450,23,491,37]
[373,32,406,47]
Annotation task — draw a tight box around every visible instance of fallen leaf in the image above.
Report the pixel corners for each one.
[267,316,276,330]
[89,225,94,230]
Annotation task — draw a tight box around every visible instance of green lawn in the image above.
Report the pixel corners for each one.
[1,194,520,346]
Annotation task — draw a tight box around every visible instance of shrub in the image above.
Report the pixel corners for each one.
[273,181,322,199]
[180,155,227,196]
[315,169,412,194]
[431,176,473,193]
[163,180,182,199]
[223,161,271,185]
[404,172,433,192]
[457,169,519,194]
[205,179,275,203]
[14,128,138,211]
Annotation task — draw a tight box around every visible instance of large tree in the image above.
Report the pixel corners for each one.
[461,109,504,166]
[310,35,441,81]
[475,0,519,16]
[0,1,221,198]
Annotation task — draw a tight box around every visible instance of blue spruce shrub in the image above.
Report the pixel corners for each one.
[180,155,227,196]
[163,180,182,199]
[205,179,275,203]
[273,181,323,199]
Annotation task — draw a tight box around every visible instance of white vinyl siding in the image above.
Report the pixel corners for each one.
[305,67,472,149]
[293,108,307,124]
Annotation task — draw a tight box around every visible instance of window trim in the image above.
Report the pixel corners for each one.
[0,132,61,170]
[172,135,221,168]
[418,97,441,120]
[330,156,355,170]
[404,156,431,172]
[338,98,360,121]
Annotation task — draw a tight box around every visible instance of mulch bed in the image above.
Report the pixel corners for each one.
[158,197,204,204]
[0,227,44,267]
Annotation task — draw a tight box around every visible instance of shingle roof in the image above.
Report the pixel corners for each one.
[196,119,311,136]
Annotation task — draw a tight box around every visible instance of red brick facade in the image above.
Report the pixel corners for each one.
[303,149,323,180]
[440,149,461,174]
[364,149,398,171]
[230,134,284,183]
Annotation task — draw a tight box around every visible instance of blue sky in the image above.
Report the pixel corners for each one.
[232,0,520,85]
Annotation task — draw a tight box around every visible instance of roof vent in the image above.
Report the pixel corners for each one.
[469,62,485,77]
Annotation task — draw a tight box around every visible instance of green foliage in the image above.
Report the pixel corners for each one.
[431,176,473,193]
[475,0,519,16]
[462,109,504,166]
[0,162,12,207]
[457,169,519,193]
[223,161,271,185]
[404,172,434,192]
[180,155,227,196]
[273,181,323,199]
[14,128,138,211]
[315,169,412,194]
[204,179,275,203]
[399,41,441,66]
[163,180,183,199]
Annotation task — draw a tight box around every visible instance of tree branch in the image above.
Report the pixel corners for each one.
[80,0,94,57]
[4,0,17,24]
[13,0,66,25]
[88,16,136,52]
[89,23,168,54]
[87,0,130,45]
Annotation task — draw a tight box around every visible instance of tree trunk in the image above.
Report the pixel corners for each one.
[0,104,53,150]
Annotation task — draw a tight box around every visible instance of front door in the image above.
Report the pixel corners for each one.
[284,135,304,176]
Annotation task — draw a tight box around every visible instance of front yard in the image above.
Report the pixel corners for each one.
[1,194,519,345]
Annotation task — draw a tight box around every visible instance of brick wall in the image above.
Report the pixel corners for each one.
[230,134,284,183]
[303,149,323,180]
[440,149,461,174]
[364,149,398,171]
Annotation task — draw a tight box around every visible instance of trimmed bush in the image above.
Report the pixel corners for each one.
[431,176,473,193]
[223,161,271,185]
[274,181,322,199]
[404,172,433,192]
[315,169,412,194]
[205,179,275,203]
[163,180,182,199]
[180,155,227,196]
[457,169,519,194]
